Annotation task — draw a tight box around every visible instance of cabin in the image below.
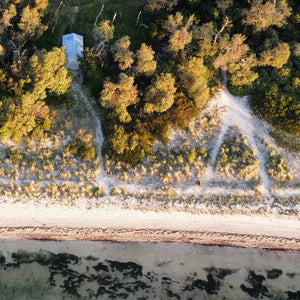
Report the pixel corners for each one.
[62,33,83,70]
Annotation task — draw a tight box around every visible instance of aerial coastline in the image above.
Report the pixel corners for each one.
[0,0,299,252]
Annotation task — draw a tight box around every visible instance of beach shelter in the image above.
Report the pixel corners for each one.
[62,33,83,69]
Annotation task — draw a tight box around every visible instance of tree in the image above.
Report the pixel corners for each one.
[0,4,17,29]
[94,20,114,41]
[178,57,210,107]
[144,73,176,113]
[294,43,300,56]
[194,22,216,57]
[214,33,258,86]
[0,44,4,57]
[0,93,51,143]
[259,42,290,68]
[217,0,233,13]
[135,43,157,76]
[101,73,139,123]
[214,34,249,72]
[110,121,153,165]
[29,47,72,100]
[35,0,49,11]
[145,0,178,11]
[165,12,194,53]
[113,36,134,70]
[229,56,259,86]
[18,5,47,40]
[0,0,72,143]
[243,0,292,32]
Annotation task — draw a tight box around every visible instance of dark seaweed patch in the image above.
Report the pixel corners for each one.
[60,270,88,297]
[267,269,283,279]
[166,289,181,300]
[106,260,143,278]
[0,254,5,265]
[285,290,300,300]
[183,274,221,295]
[287,273,296,278]
[204,267,237,279]
[240,271,270,298]
[85,255,98,261]
[93,262,109,272]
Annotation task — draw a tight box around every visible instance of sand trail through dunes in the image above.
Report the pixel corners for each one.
[205,76,272,203]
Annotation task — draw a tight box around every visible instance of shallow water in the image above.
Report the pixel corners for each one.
[0,240,299,299]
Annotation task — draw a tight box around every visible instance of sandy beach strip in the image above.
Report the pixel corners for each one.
[0,203,299,250]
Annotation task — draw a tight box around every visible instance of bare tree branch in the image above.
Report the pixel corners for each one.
[213,16,232,45]
[94,4,104,27]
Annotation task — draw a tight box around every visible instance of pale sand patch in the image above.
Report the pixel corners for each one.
[0,203,299,250]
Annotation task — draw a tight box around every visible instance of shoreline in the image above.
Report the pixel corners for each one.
[1,227,299,251]
[1,203,299,250]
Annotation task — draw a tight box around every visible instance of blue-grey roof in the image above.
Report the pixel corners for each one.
[62,33,83,69]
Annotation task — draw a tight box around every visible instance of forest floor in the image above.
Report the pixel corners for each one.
[0,75,299,248]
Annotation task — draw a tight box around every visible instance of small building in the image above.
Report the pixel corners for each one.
[62,33,83,70]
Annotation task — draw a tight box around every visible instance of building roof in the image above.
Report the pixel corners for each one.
[62,33,83,70]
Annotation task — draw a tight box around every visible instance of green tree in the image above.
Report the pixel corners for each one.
[165,12,194,53]
[145,0,178,11]
[113,36,134,71]
[18,5,47,40]
[29,47,72,100]
[259,42,290,68]
[214,33,258,85]
[0,93,51,143]
[243,0,292,32]
[178,57,210,107]
[144,73,176,113]
[135,43,157,76]
[94,20,114,41]
[214,34,249,72]
[101,73,139,123]
[217,0,233,13]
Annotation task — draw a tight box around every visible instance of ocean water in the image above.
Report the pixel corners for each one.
[0,240,299,299]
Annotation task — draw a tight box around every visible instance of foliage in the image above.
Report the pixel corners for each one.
[94,20,114,41]
[259,42,290,68]
[0,0,71,143]
[266,150,292,182]
[178,57,210,107]
[243,0,292,32]
[101,73,139,123]
[145,0,178,11]
[252,84,299,135]
[64,138,96,161]
[109,122,153,166]
[165,12,194,53]
[216,131,260,181]
[113,36,134,71]
[135,43,157,76]
[144,73,176,113]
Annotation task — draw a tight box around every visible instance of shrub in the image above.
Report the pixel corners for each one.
[64,137,96,161]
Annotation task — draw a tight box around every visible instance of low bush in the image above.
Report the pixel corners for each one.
[64,137,96,161]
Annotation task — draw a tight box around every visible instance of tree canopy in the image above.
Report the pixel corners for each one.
[0,0,71,143]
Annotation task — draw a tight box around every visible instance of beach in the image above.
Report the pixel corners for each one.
[1,202,299,250]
